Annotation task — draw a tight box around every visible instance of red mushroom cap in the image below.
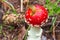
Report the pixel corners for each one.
[25,4,48,25]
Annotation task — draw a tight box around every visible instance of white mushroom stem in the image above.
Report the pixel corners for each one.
[21,0,23,12]
[27,26,43,40]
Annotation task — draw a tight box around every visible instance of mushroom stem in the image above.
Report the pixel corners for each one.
[27,26,43,40]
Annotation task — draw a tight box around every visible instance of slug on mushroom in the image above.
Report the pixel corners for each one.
[25,4,48,40]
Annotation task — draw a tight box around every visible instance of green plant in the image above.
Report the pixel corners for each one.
[2,0,18,15]
[45,0,60,33]
[45,0,60,16]
[50,17,57,32]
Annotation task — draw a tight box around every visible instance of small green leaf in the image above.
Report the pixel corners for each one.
[0,25,3,33]
[23,26,30,40]
[8,26,14,31]
[54,7,60,14]
[57,0,60,2]
[46,0,50,4]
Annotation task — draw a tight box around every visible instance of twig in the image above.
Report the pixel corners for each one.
[18,27,26,40]
[53,26,56,40]
[26,0,29,8]
[41,21,60,28]
[45,30,60,33]
[21,0,23,12]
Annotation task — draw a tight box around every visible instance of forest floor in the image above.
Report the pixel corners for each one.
[0,0,60,40]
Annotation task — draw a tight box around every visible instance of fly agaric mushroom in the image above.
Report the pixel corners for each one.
[25,4,48,25]
[25,4,48,40]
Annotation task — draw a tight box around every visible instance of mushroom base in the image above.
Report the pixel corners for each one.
[27,27,43,40]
